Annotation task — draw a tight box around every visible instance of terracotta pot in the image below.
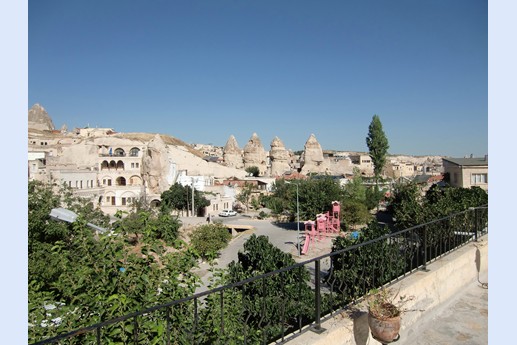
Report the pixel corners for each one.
[368,312,401,344]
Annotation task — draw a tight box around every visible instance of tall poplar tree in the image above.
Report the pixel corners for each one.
[366,114,390,182]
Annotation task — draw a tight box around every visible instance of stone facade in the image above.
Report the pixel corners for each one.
[28,106,247,215]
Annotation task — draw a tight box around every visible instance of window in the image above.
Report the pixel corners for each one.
[122,197,126,206]
[129,147,140,157]
[111,197,116,205]
[471,174,488,184]
[107,179,112,186]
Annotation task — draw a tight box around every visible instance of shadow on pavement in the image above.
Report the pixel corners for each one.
[271,221,301,231]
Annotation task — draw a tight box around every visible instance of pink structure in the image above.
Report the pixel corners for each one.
[302,220,316,255]
[301,201,341,255]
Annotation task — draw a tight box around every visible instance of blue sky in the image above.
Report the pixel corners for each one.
[29,0,487,157]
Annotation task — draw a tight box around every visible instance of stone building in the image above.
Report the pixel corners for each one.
[28,105,246,215]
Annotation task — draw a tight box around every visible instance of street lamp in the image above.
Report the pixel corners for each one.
[49,207,107,233]
[285,181,301,256]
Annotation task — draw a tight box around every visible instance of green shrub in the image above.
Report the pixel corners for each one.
[341,199,371,227]
[190,223,232,260]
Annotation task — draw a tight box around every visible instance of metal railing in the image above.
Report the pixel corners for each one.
[30,206,488,345]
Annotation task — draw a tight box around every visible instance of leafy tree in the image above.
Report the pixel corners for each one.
[28,181,198,344]
[236,182,254,212]
[160,183,210,216]
[290,177,344,221]
[388,181,426,229]
[388,181,488,229]
[341,199,371,228]
[329,221,405,302]
[189,223,232,260]
[201,235,313,343]
[366,114,390,182]
[343,168,366,203]
[245,165,260,177]
[365,185,386,210]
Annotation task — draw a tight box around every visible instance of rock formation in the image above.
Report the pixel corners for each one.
[243,133,268,175]
[223,135,244,169]
[28,103,55,131]
[300,134,329,175]
[141,134,172,195]
[269,136,291,176]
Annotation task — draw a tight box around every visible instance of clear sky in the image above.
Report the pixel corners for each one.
[29,0,487,157]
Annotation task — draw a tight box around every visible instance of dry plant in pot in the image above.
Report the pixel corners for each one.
[366,288,414,344]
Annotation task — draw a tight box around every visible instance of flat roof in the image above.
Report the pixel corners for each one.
[442,157,488,166]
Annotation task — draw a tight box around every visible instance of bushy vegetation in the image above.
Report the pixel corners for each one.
[189,223,232,260]
[160,182,210,216]
[245,165,260,177]
[388,182,488,229]
[326,182,488,313]
[263,174,387,228]
[198,235,313,344]
[329,221,405,302]
[28,181,199,343]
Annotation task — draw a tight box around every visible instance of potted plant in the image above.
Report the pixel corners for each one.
[366,288,413,344]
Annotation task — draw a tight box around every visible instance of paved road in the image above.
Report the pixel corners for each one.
[184,215,337,293]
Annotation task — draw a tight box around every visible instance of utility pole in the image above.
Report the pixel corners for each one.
[191,178,195,217]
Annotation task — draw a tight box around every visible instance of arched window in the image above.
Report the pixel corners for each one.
[150,199,161,208]
[101,161,109,170]
[116,177,126,186]
[117,160,125,170]
[114,148,125,157]
[109,161,117,169]
[129,175,142,185]
[129,147,140,157]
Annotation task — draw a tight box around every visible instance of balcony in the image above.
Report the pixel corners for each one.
[29,206,488,345]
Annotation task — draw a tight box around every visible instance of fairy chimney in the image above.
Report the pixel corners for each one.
[223,135,244,169]
[300,134,329,175]
[269,136,291,176]
[28,103,55,131]
[243,133,268,175]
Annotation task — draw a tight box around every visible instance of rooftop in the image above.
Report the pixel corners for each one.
[443,157,488,166]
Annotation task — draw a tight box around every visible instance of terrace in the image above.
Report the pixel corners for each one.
[31,206,488,345]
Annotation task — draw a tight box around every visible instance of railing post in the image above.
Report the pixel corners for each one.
[166,306,171,345]
[421,225,429,272]
[474,207,479,242]
[133,316,138,344]
[311,259,326,334]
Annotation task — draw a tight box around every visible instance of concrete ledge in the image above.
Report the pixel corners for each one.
[288,235,488,345]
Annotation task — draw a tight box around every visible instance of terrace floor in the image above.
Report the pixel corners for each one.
[398,271,488,345]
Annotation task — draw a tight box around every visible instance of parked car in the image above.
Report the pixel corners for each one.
[219,209,237,217]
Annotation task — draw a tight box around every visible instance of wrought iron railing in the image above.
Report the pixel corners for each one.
[30,206,487,345]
